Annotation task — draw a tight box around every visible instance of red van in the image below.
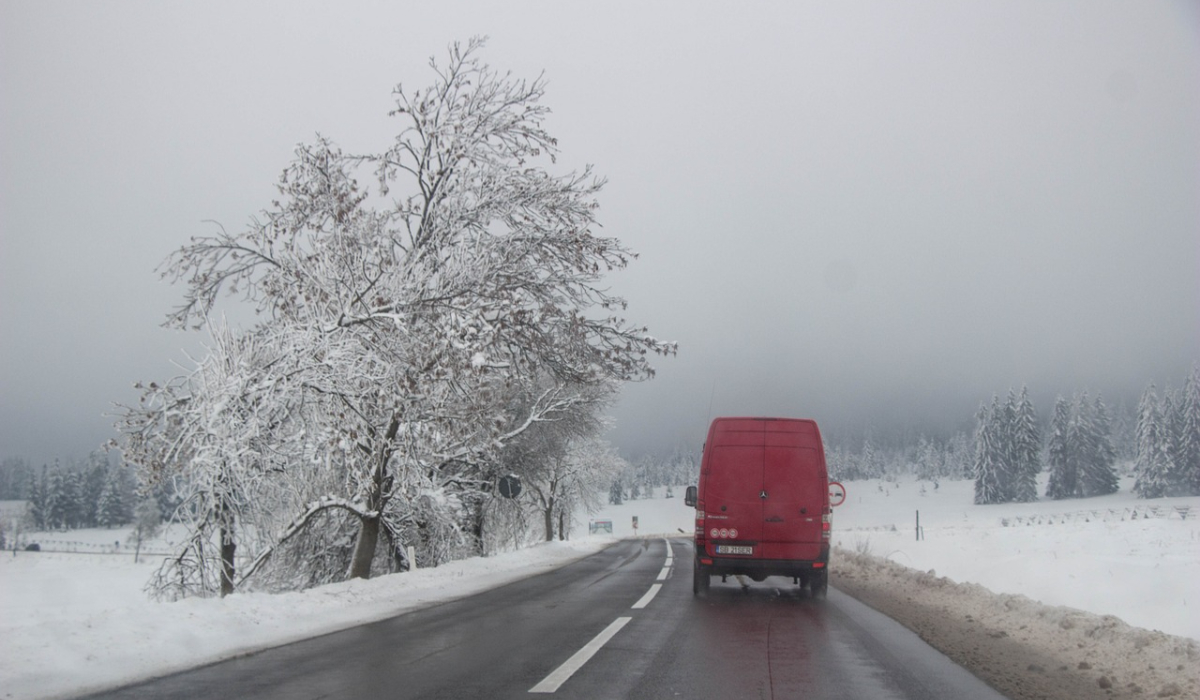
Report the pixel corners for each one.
[684,417,831,597]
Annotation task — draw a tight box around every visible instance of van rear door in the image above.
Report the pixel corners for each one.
[760,421,826,559]
[704,436,764,544]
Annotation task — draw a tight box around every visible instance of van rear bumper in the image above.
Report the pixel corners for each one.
[704,544,829,578]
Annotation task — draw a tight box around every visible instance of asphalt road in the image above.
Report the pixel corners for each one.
[81,538,1008,700]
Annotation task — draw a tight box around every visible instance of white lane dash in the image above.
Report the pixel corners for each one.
[656,566,670,581]
[632,583,663,609]
[530,617,631,693]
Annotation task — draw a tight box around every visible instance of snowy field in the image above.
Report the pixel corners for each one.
[1,477,1197,699]
[830,475,1200,641]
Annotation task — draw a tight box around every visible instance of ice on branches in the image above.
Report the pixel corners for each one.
[115,38,674,596]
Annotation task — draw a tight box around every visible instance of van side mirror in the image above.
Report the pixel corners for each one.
[684,486,697,507]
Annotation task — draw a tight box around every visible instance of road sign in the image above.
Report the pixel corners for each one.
[828,481,847,507]
[498,474,522,499]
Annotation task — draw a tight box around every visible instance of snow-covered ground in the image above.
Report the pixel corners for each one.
[830,475,1200,641]
[1,477,1197,700]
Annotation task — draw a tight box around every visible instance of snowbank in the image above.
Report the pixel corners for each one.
[0,538,612,700]
[834,549,1199,700]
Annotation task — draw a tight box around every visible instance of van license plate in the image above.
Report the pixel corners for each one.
[716,545,753,555]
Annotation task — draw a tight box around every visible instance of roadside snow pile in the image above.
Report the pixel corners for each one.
[0,538,612,700]
[834,549,1199,700]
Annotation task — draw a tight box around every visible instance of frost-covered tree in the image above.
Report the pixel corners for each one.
[860,438,883,480]
[996,390,1020,501]
[82,457,108,528]
[1079,395,1118,496]
[0,457,33,500]
[527,436,623,542]
[1134,370,1200,498]
[97,466,131,527]
[497,379,616,542]
[1044,391,1117,500]
[1045,397,1077,499]
[26,467,47,530]
[1010,387,1041,502]
[1180,367,1200,495]
[120,39,672,591]
[116,323,313,597]
[973,398,1007,504]
[1133,385,1171,499]
[44,468,68,530]
[1160,390,1184,489]
[127,497,163,562]
[914,436,944,482]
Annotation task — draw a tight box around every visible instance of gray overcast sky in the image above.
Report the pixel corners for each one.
[2,1,1197,466]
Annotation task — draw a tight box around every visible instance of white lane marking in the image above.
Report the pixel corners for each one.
[656,566,670,581]
[631,583,663,609]
[529,617,632,693]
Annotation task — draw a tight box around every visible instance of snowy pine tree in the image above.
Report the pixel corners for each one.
[27,468,47,530]
[1181,367,1200,495]
[997,390,1020,502]
[1011,386,1041,502]
[97,467,130,527]
[44,469,68,530]
[83,455,109,528]
[1045,397,1077,499]
[1133,386,1170,499]
[63,471,85,529]
[1159,390,1188,494]
[1077,394,1119,497]
[973,399,1006,505]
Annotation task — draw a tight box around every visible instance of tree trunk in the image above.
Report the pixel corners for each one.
[219,526,236,597]
[347,465,384,580]
[543,497,555,542]
[558,510,566,541]
[471,496,486,556]
[348,513,380,579]
[347,416,400,580]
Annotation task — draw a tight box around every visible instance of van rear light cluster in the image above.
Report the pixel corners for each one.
[821,513,832,540]
[695,502,706,541]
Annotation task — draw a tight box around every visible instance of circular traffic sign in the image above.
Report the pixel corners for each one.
[498,474,522,499]
[828,481,847,507]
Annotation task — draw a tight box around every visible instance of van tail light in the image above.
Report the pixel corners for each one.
[813,561,826,569]
[821,513,831,540]
[695,501,706,541]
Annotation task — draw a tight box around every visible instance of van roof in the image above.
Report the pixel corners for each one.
[710,417,818,429]
[708,417,822,444]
